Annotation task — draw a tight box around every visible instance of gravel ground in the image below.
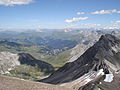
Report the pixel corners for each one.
[0,75,72,90]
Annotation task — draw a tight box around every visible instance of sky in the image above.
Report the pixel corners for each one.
[0,0,120,30]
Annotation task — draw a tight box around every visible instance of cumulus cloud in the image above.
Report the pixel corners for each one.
[65,17,88,23]
[114,21,120,24]
[0,0,34,6]
[91,9,120,14]
[77,12,85,15]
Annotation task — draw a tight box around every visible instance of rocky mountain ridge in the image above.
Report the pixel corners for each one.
[41,34,120,89]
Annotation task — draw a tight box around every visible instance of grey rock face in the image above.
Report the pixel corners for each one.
[69,43,93,62]
[41,34,120,84]
[0,52,54,74]
[0,52,20,74]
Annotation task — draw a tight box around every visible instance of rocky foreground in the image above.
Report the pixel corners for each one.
[0,74,120,90]
[0,75,72,90]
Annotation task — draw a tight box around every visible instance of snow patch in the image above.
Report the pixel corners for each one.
[111,46,118,53]
[104,74,114,82]
[98,88,101,90]
[96,69,104,76]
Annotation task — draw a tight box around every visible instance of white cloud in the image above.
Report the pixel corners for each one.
[77,12,85,15]
[103,26,120,29]
[65,17,88,23]
[0,0,34,6]
[91,9,120,14]
[113,20,120,24]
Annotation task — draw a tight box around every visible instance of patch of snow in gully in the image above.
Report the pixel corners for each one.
[104,74,114,82]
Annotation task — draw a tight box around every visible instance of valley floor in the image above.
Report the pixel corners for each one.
[0,75,72,90]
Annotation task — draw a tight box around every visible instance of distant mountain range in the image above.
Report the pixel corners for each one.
[0,29,120,67]
[0,30,79,55]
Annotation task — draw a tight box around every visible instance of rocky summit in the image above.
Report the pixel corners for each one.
[41,34,120,89]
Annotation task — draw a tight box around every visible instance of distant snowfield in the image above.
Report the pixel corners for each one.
[104,74,114,82]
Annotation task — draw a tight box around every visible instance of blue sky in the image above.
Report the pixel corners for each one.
[0,0,120,29]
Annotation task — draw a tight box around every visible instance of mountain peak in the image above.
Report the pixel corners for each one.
[41,34,120,85]
[99,34,120,43]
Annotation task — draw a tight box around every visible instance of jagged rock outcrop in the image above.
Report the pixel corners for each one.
[41,34,120,85]
[0,52,54,74]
